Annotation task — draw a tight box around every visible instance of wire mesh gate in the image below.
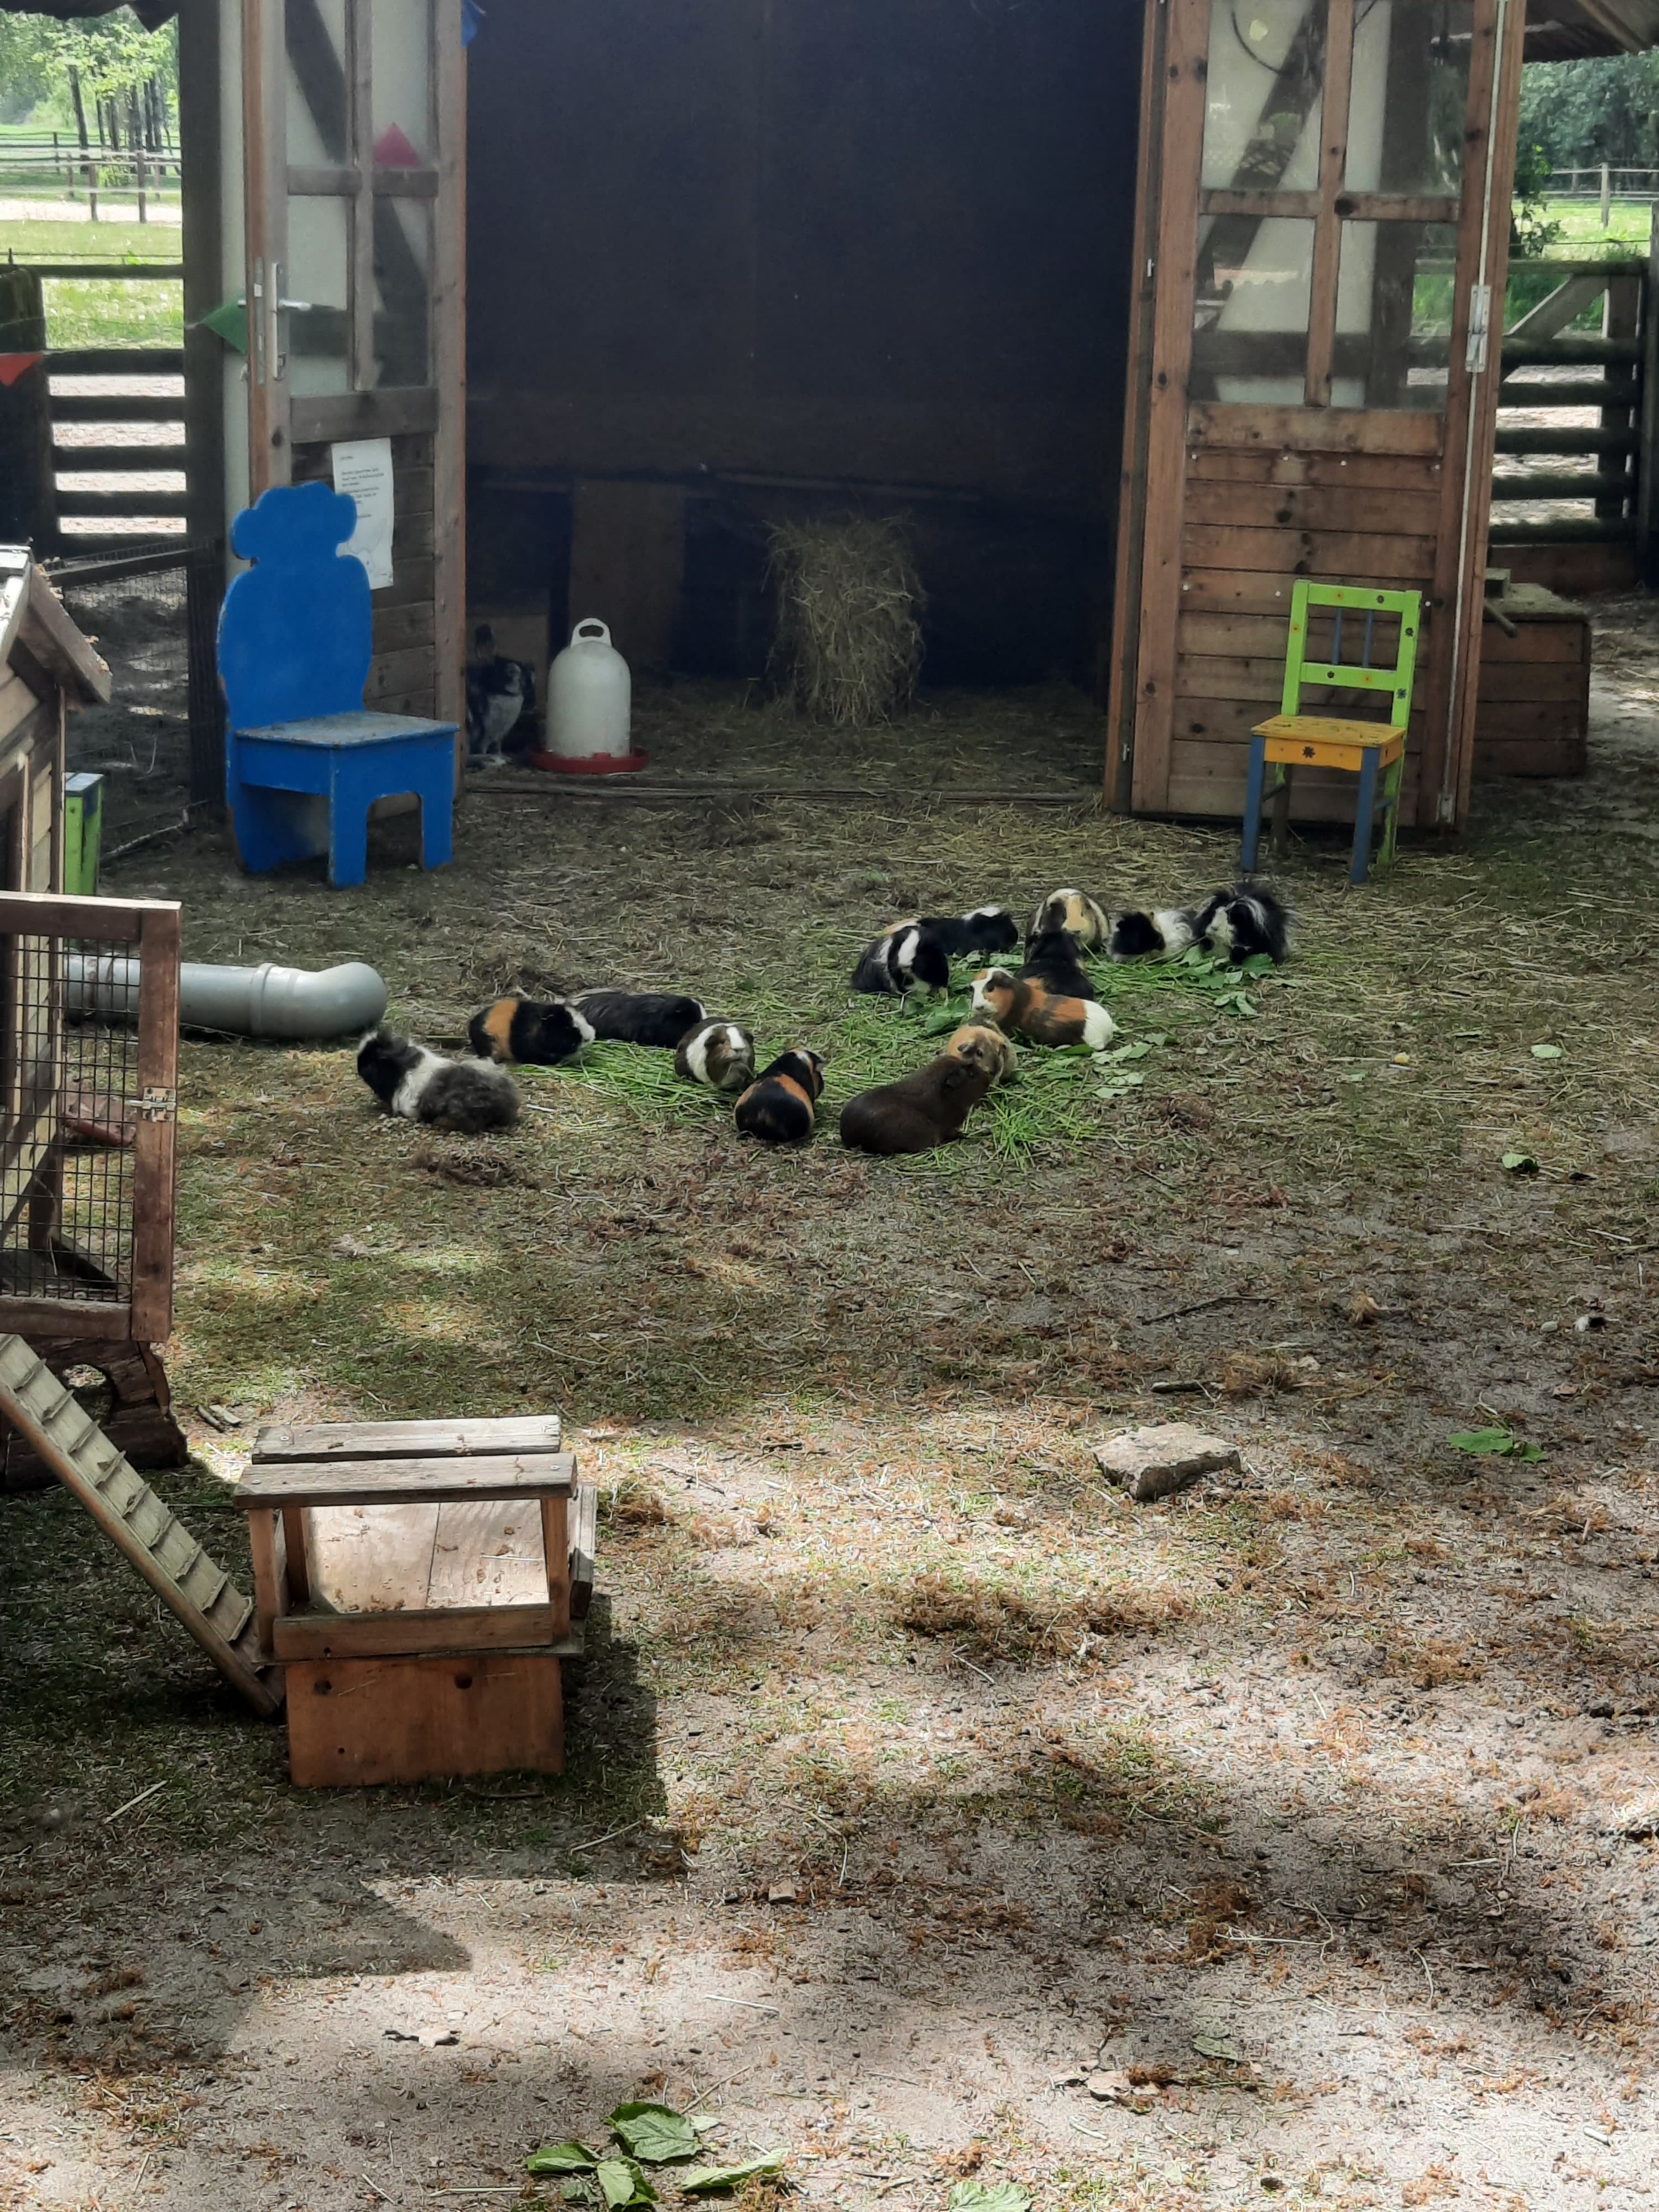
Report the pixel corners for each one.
[0,893,179,1347]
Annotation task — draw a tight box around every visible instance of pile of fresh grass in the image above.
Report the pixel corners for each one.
[766,516,924,727]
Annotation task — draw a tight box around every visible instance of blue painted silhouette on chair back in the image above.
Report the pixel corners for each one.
[218,481,372,729]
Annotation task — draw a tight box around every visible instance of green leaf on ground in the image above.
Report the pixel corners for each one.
[1449,1427,1545,1462]
[947,2185,1033,2212]
[595,2158,655,2208]
[607,2105,700,2164]
[1501,1152,1540,1174]
[680,2151,789,2193]
[1530,1044,1563,1059]
[528,2144,599,2176]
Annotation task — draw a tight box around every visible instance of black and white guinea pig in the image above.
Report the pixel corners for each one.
[923,906,1020,958]
[357,1030,519,1135]
[571,989,707,1048]
[734,1048,826,1143]
[1190,882,1292,964]
[675,1018,756,1094]
[851,923,951,999]
[1030,889,1110,951]
[467,994,594,1066]
[1020,926,1097,1001]
[1107,905,1199,961]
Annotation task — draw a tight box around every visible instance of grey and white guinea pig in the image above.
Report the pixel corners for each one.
[1029,889,1110,951]
[675,1018,756,1094]
[357,1029,520,1134]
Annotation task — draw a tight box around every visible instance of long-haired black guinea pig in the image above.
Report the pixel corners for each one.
[357,1030,520,1135]
[1030,889,1110,951]
[675,1018,756,1093]
[1191,881,1292,963]
[1020,926,1097,1001]
[1107,905,1199,961]
[467,994,594,1066]
[926,906,1020,957]
[734,1047,826,1143]
[851,924,951,999]
[571,989,707,1048]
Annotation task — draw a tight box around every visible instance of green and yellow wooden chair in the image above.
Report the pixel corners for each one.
[1241,581,1421,886]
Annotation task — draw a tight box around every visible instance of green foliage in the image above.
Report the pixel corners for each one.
[1448,1427,1545,1463]
[1517,54,1659,171]
[1510,141,1563,258]
[0,9,176,133]
[607,2106,701,2165]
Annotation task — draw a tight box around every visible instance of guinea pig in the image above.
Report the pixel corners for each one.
[925,905,1021,958]
[1030,889,1110,951]
[851,924,951,999]
[839,1053,995,1156]
[734,1047,826,1144]
[467,994,594,1066]
[675,1018,756,1094]
[970,967,1116,1052]
[1020,927,1097,1001]
[1190,881,1292,963]
[357,1030,519,1134]
[571,989,707,1048]
[944,1022,1018,1085]
[1107,905,1198,961]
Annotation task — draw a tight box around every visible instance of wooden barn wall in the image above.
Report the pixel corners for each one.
[464,0,1141,676]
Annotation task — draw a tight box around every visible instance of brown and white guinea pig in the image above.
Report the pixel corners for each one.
[1030,889,1110,951]
[467,993,594,1066]
[734,1047,826,1144]
[571,989,707,1048]
[675,1018,756,1094]
[970,967,1116,1051]
[851,922,950,999]
[357,1030,519,1135]
[838,1053,995,1156]
[944,1021,1018,1086]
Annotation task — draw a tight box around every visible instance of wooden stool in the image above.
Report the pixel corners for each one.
[236,1416,596,1787]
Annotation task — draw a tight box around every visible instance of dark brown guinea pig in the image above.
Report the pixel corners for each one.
[839,1053,994,1156]
[734,1048,826,1144]
[945,1022,1018,1085]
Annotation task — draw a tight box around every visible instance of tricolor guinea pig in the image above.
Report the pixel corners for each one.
[1107,905,1199,961]
[357,1030,520,1135]
[838,1053,995,1156]
[1030,889,1110,951]
[1020,926,1097,1001]
[1190,881,1292,964]
[851,923,951,999]
[944,1021,1018,1086]
[467,994,594,1067]
[675,1018,756,1094]
[571,989,707,1048]
[970,968,1116,1051]
[734,1048,826,1144]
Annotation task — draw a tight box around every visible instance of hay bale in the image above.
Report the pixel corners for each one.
[766,516,924,727]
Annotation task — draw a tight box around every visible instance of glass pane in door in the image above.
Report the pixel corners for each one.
[1345,0,1473,196]
[285,0,352,166]
[373,0,435,167]
[286,195,353,397]
[1193,215,1315,402]
[1202,0,1328,192]
[372,200,431,388]
[1332,219,1459,407]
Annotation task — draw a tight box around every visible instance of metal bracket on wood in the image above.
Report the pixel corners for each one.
[139,1088,176,1122]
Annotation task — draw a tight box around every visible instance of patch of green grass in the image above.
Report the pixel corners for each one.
[1540,196,1653,249]
[0,212,182,347]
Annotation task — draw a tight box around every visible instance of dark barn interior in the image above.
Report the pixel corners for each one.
[463,0,1143,693]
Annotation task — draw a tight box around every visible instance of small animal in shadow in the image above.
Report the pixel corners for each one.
[357,1030,519,1134]
[734,1048,826,1143]
[1030,889,1110,950]
[467,994,594,1066]
[839,1053,995,1156]
[571,989,707,1048]
[675,1019,755,1093]
[971,967,1115,1050]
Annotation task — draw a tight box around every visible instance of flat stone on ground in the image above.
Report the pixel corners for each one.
[1092,1422,1241,1503]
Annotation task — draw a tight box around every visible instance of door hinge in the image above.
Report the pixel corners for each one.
[1465,283,1491,374]
[1436,791,1456,826]
[139,1087,176,1123]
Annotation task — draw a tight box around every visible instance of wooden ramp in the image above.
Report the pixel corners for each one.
[0,1332,280,1716]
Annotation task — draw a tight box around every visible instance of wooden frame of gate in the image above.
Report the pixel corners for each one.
[240,0,466,734]
[1108,0,1526,834]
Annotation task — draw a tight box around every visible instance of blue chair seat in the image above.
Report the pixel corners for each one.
[217,483,458,890]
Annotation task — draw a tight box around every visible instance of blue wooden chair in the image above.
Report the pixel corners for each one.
[217,481,457,889]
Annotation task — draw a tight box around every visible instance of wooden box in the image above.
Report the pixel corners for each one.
[285,1651,564,1788]
[1474,584,1590,780]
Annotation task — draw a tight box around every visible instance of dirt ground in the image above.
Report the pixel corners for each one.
[4,606,1659,2212]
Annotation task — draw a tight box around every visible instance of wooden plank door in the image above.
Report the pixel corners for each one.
[241,0,466,729]
[1108,0,1524,831]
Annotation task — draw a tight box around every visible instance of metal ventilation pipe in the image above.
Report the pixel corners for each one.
[65,956,388,1040]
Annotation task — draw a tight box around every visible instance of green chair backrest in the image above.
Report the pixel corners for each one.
[1281,581,1422,729]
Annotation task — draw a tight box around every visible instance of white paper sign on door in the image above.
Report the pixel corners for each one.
[331,437,395,591]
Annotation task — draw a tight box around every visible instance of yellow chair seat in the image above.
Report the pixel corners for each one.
[1250,714,1406,774]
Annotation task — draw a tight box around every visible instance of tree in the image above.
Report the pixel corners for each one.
[1517,54,1659,173]
[0,8,176,136]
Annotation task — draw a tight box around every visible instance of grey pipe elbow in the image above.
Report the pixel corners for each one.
[66,956,388,1040]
